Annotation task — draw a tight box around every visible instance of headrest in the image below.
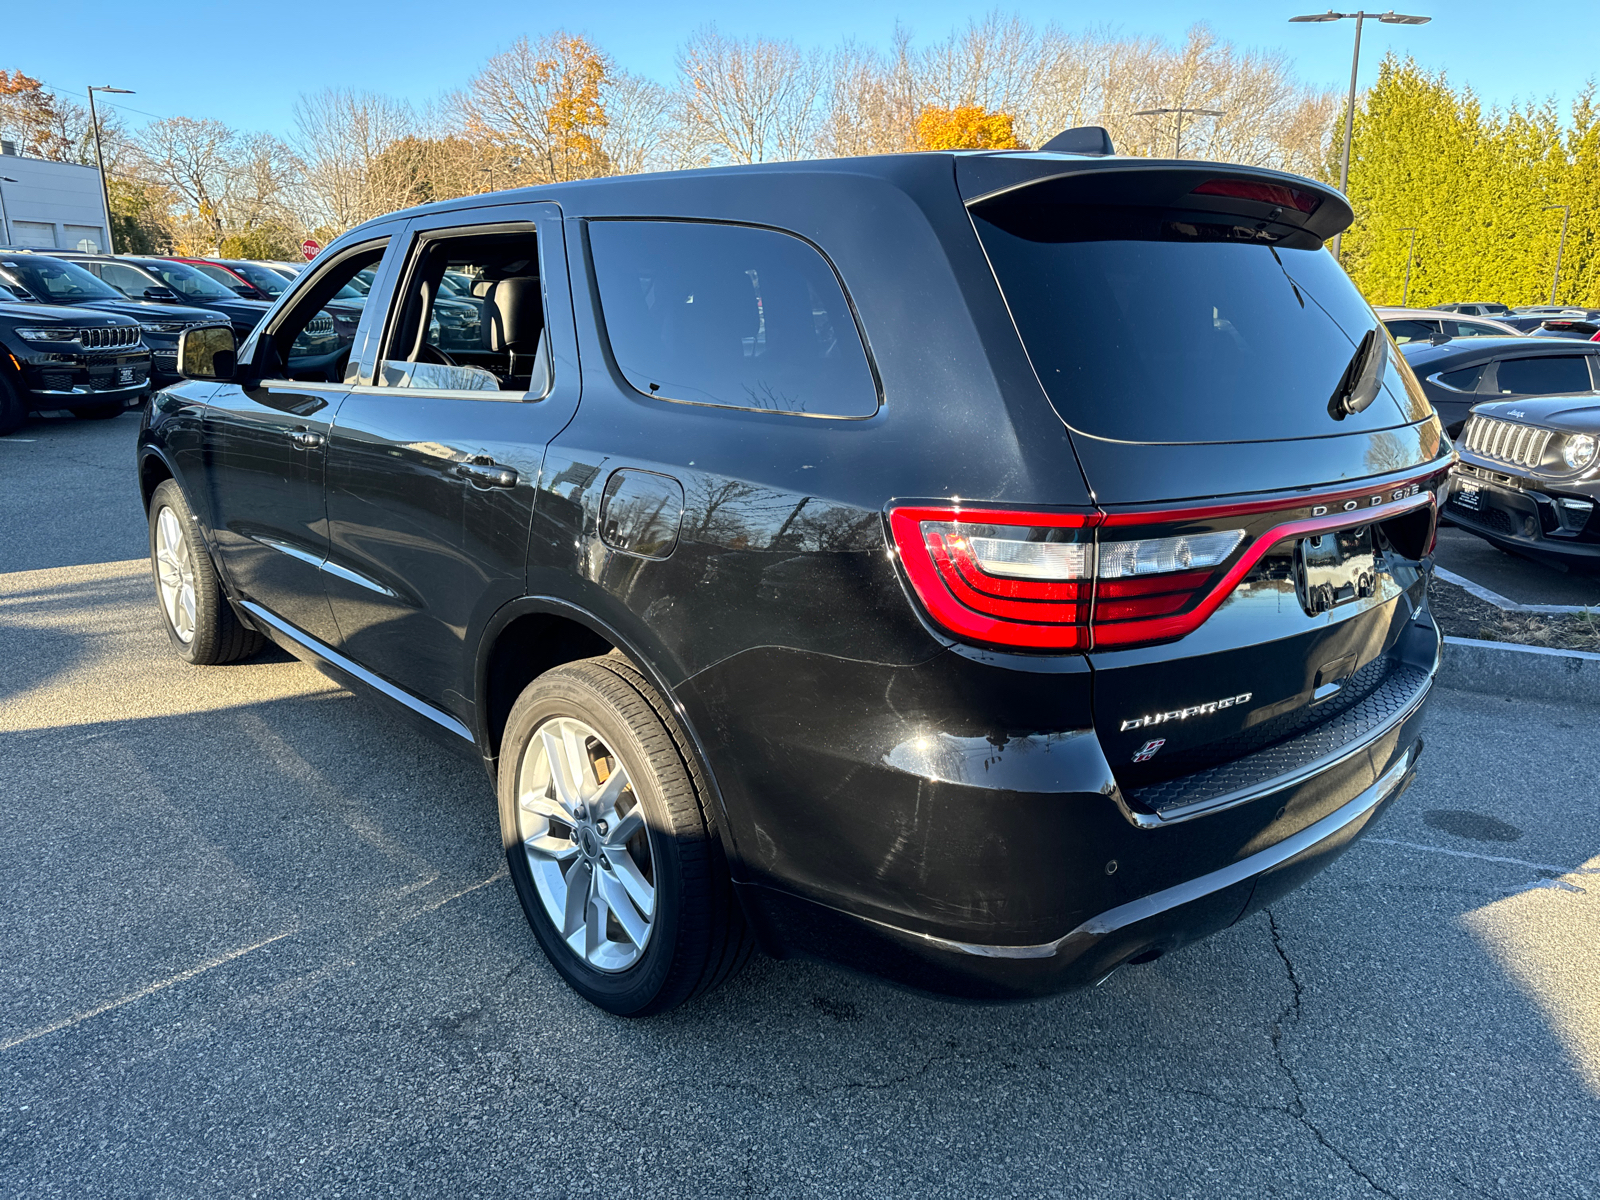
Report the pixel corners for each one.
[489,277,543,350]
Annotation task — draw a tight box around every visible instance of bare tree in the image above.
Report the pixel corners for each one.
[453,32,613,185]
[817,30,919,157]
[136,116,238,240]
[676,26,824,164]
[601,71,674,175]
[294,88,418,232]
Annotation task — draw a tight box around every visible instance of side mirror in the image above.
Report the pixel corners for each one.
[176,324,237,382]
[144,286,179,302]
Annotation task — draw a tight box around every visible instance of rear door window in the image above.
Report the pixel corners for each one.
[970,199,1427,443]
[1495,355,1596,395]
[588,220,878,417]
[378,228,548,397]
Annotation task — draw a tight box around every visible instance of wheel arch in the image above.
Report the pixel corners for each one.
[474,595,744,867]
[138,444,178,511]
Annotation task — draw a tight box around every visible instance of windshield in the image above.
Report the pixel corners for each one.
[0,256,125,301]
[137,260,237,300]
[971,201,1429,443]
[227,262,289,296]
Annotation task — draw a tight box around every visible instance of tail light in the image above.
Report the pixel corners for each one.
[890,474,1443,653]
[888,507,1097,649]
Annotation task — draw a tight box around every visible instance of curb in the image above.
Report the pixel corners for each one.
[1442,635,1600,705]
[1434,566,1595,615]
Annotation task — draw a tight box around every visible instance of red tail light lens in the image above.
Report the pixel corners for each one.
[889,507,1096,649]
[891,474,1442,653]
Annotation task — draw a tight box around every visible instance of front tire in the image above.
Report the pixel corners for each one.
[0,375,25,436]
[147,478,264,665]
[498,657,752,1016]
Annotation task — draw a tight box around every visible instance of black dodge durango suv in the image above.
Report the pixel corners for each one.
[137,143,1449,1015]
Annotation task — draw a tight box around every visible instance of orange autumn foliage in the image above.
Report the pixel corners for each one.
[914,104,1024,151]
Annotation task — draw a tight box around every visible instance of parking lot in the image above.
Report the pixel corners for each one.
[2,411,1598,1198]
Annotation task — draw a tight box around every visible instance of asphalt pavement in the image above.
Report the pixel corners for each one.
[1434,526,1600,607]
[2,410,1597,1198]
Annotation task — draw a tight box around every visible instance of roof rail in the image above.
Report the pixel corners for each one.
[1038,126,1115,156]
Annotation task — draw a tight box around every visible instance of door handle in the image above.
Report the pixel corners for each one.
[455,460,519,489]
[289,428,325,449]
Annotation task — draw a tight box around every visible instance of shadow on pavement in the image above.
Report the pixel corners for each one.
[0,679,1596,1197]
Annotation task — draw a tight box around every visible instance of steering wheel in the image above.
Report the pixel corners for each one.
[415,343,458,367]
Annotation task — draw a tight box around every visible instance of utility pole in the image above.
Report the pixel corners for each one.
[1129,106,1225,159]
[87,85,134,254]
[1542,204,1571,306]
[1399,226,1418,305]
[1290,11,1431,261]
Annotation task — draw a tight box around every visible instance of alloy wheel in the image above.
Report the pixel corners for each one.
[153,505,197,644]
[516,716,658,972]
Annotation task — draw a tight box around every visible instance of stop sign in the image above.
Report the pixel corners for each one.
[301,238,321,261]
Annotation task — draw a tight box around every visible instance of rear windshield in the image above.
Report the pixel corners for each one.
[972,202,1428,443]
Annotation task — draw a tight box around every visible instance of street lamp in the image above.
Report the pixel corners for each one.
[1542,204,1571,306]
[1290,11,1431,261]
[0,176,17,246]
[86,85,134,254]
[1130,106,1226,159]
[1398,225,1418,305]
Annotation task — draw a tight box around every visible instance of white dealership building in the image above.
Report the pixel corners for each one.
[0,140,112,253]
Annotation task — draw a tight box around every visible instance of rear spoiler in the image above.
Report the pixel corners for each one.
[956,157,1354,244]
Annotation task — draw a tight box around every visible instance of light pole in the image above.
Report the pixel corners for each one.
[1399,225,1418,305]
[1542,204,1571,306]
[1130,106,1226,159]
[1290,11,1431,261]
[0,176,16,246]
[86,85,134,254]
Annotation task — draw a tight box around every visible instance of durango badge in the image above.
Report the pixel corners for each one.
[1120,692,1253,732]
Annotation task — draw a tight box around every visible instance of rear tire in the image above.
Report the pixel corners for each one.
[497,656,753,1016]
[0,376,25,436]
[146,478,264,665]
[70,402,125,420]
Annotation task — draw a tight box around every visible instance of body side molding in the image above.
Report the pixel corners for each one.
[239,600,475,743]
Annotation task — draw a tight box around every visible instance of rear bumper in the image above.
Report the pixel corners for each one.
[736,692,1426,1000]
[704,611,1439,1000]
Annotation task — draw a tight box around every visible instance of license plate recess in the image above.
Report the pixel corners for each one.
[1295,525,1378,615]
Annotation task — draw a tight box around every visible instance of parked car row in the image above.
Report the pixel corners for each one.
[0,251,341,433]
[1392,326,1600,571]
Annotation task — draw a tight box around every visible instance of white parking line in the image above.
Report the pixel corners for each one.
[0,929,296,1053]
[1365,836,1600,876]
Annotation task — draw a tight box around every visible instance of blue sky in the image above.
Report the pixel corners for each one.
[17,1,1599,136]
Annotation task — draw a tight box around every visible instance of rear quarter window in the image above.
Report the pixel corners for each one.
[1495,355,1596,395]
[588,220,878,418]
[1435,364,1487,392]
